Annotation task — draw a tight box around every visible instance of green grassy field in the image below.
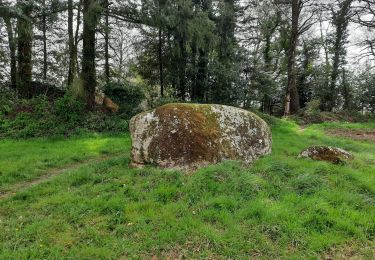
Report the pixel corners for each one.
[0,119,374,259]
[0,134,130,193]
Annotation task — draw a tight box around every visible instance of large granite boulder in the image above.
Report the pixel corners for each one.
[130,103,272,169]
[298,146,354,164]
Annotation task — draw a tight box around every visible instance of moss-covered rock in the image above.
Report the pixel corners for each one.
[130,103,272,169]
[298,146,354,164]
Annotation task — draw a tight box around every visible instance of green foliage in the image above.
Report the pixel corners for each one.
[148,96,181,109]
[104,82,145,117]
[290,110,374,125]
[135,0,243,105]
[305,99,321,116]
[54,94,85,124]
[0,87,17,117]
[0,95,129,139]
[250,109,283,128]
[70,77,85,100]
[84,113,129,133]
[84,0,103,28]
[356,69,375,112]
[0,96,56,138]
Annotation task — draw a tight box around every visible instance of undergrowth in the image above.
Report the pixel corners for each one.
[0,95,129,139]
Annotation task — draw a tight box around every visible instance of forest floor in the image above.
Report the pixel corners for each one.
[0,119,374,259]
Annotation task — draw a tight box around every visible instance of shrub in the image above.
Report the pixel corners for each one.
[84,112,129,133]
[0,96,55,138]
[0,87,17,117]
[54,94,85,124]
[305,99,321,116]
[0,94,129,139]
[104,82,145,118]
[249,109,282,128]
[148,96,181,109]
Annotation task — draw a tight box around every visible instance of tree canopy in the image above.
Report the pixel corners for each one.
[1,0,375,114]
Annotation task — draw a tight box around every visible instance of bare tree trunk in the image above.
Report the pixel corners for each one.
[158,0,164,97]
[177,37,187,100]
[262,16,279,114]
[284,0,300,115]
[17,1,33,99]
[342,69,351,110]
[318,12,331,111]
[75,0,82,75]
[158,26,164,97]
[4,17,17,89]
[104,0,110,85]
[42,0,47,81]
[81,0,99,109]
[68,0,76,86]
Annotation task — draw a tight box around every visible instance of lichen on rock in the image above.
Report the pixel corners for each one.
[298,146,354,164]
[130,103,272,170]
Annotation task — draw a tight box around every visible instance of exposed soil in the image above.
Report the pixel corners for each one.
[291,111,374,126]
[326,128,375,142]
[323,242,374,260]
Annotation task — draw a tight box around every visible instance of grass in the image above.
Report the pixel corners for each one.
[0,134,130,192]
[0,119,374,258]
[312,121,375,131]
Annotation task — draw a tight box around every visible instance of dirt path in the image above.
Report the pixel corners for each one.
[326,128,375,142]
[0,154,123,200]
[297,125,307,133]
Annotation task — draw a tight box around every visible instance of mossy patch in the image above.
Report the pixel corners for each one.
[130,103,272,169]
[299,146,354,165]
[149,104,222,167]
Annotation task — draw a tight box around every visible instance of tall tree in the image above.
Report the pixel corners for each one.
[104,0,110,85]
[157,0,165,97]
[191,0,214,102]
[41,0,47,81]
[213,0,237,104]
[353,0,375,62]
[3,15,17,89]
[277,0,315,115]
[297,39,319,108]
[17,0,33,98]
[325,0,353,111]
[261,11,280,114]
[284,0,301,115]
[81,0,101,108]
[68,0,76,86]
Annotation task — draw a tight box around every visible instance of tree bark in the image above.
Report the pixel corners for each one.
[284,0,300,115]
[342,69,351,110]
[158,26,164,97]
[81,0,99,109]
[68,0,76,86]
[104,0,110,85]
[327,0,352,112]
[4,16,17,89]
[75,0,82,75]
[42,0,47,81]
[17,0,33,99]
[177,36,187,100]
[262,17,278,114]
